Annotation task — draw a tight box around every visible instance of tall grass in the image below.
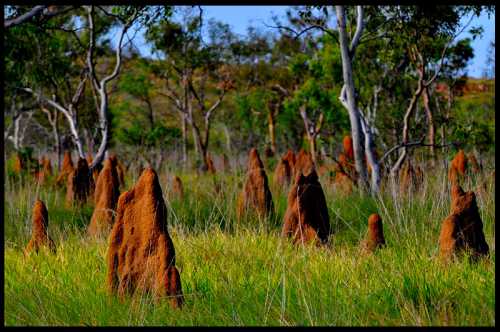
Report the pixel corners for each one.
[4,159,495,326]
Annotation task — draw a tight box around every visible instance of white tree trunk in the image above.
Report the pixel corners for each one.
[335,5,368,188]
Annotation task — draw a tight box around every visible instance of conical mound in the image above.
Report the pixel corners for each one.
[25,200,56,254]
[88,156,121,237]
[294,149,314,177]
[236,148,274,220]
[360,213,385,253]
[66,158,92,207]
[56,150,74,186]
[448,149,468,184]
[439,184,489,262]
[282,170,330,245]
[106,167,183,308]
[274,150,295,187]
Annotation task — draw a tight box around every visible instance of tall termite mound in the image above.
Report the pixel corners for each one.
[106,168,183,308]
[343,135,354,161]
[86,153,103,184]
[88,156,121,237]
[204,154,216,174]
[274,149,296,187]
[360,213,386,253]
[399,158,424,193]
[56,150,74,186]
[468,152,483,174]
[439,184,489,262]
[66,158,93,207]
[36,156,53,184]
[25,200,56,254]
[282,170,330,245]
[448,149,468,184]
[115,157,126,188]
[13,153,24,174]
[236,148,274,220]
[294,149,314,177]
[334,136,357,193]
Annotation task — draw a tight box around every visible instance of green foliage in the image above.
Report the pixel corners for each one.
[116,121,181,148]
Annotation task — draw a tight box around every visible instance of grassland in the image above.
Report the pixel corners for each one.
[4,158,495,326]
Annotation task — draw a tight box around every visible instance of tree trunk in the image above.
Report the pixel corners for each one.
[191,122,206,169]
[268,109,277,155]
[335,5,368,188]
[422,85,435,165]
[12,113,21,150]
[146,98,154,129]
[390,74,424,176]
[309,134,317,166]
[92,86,110,168]
[53,111,61,170]
[360,116,381,193]
[181,113,188,168]
[224,125,232,154]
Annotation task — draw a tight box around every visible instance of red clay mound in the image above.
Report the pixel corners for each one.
[13,153,24,174]
[284,150,296,167]
[88,156,121,237]
[264,146,274,158]
[399,159,422,193]
[282,170,330,245]
[106,167,183,308]
[448,149,468,184]
[337,152,357,181]
[439,184,489,262]
[343,135,354,161]
[237,148,274,220]
[56,150,74,186]
[360,213,386,253]
[86,153,102,183]
[205,154,216,174]
[36,156,53,184]
[25,200,56,254]
[66,158,93,207]
[334,170,354,195]
[172,175,184,200]
[116,158,126,188]
[274,151,295,187]
[294,149,315,176]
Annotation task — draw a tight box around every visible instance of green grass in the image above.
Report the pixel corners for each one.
[4,160,495,326]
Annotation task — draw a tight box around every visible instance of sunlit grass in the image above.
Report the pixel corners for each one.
[4,158,495,326]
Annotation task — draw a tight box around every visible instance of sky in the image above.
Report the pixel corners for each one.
[129,6,495,78]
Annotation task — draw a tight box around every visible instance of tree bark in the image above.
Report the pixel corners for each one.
[181,113,188,168]
[268,110,277,155]
[54,111,61,170]
[390,69,425,176]
[422,85,435,165]
[145,98,154,130]
[86,5,137,169]
[335,5,368,189]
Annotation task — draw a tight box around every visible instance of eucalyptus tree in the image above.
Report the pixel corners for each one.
[7,5,170,169]
[146,7,235,171]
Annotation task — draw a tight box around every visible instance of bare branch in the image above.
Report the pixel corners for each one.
[424,13,475,87]
[205,89,226,120]
[263,21,338,43]
[381,135,457,164]
[5,6,46,28]
[70,75,87,107]
[349,6,364,56]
